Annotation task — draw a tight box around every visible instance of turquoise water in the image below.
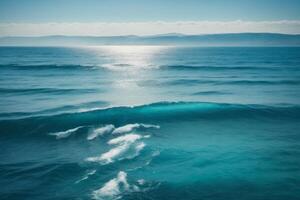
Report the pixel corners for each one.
[0,46,300,200]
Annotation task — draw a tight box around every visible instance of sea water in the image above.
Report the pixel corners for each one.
[0,46,300,200]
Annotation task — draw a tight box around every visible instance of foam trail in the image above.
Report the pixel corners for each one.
[48,126,83,139]
[86,134,147,164]
[140,123,160,129]
[108,133,143,145]
[85,141,146,164]
[112,123,160,135]
[111,124,139,135]
[87,124,115,140]
[92,171,130,200]
[86,142,130,164]
[75,169,96,184]
[126,142,146,160]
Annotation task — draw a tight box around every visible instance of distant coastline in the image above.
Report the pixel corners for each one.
[1,33,300,46]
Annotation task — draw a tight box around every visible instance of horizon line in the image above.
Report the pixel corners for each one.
[1,32,300,38]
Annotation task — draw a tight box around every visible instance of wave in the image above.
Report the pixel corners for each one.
[160,65,300,71]
[140,79,300,87]
[87,125,115,140]
[85,141,146,164]
[108,134,144,145]
[75,169,97,184]
[48,126,83,139]
[0,64,102,71]
[92,171,136,200]
[112,123,160,135]
[192,91,232,96]
[86,133,147,164]
[0,100,109,120]
[86,123,158,141]
[1,102,300,136]
[92,171,156,200]
[3,63,299,72]
[86,143,129,163]
[0,87,101,95]
[218,80,300,86]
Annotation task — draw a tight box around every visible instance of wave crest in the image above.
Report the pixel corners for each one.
[86,133,147,164]
[87,125,115,140]
[92,171,130,200]
[48,126,83,139]
[2,102,300,136]
[112,123,160,135]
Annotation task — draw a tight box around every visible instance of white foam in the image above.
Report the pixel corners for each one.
[125,142,146,160]
[86,142,130,164]
[87,124,115,140]
[48,126,83,139]
[140,123,160,129]
[111,123,139,135]
[135,142,146,152]
[86,134,147,164]
[92,171,130,200]
[86,142,146,164]
[108,133,142,145]
[112,123,160,135]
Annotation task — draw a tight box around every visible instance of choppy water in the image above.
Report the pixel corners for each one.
[0,46,300,200]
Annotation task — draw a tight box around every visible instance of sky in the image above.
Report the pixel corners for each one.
[0,0,300,36]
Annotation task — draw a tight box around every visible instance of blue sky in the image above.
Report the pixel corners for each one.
[0,0,300,36]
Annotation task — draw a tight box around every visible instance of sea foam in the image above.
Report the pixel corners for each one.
[108,133,143,145]
[112,123,159,135]
[48,126,83,139]
[86,142,130,163]
[87,124,115,140]
[92,171,130,200]
[86,141,146,164]
[75,169,96,184]
[92,171,143,200]
[86,133,147,164]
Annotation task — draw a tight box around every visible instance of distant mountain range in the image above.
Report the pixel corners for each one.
[1,33,300,46]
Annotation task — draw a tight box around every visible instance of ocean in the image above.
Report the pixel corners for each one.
[0,46,300,200]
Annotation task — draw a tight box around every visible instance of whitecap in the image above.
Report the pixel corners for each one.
[111,124,139,135]
[86,134,147,164]
[108,133,143,145]
[135,142,146,151]
[112,123,159,135]
[92,171,130,200]
[87,124,115,140]
[140,123,160,129]
[86,142,146,164]
[48,126,83,139]
[125,142,146,160]
[86,142,130,164]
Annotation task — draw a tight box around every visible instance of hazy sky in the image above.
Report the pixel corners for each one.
[1,0,300,36]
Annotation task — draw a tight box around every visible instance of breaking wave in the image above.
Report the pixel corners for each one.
[87,124,115,140]
[86,133,148,164]
[48,126,83,139]
[1,102,299,136]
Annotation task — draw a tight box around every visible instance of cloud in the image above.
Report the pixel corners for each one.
[0,20,300,36]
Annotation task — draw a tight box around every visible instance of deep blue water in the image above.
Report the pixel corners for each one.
[0,46,300,200]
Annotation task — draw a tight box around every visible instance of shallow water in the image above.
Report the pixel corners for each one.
[0,46,300,200]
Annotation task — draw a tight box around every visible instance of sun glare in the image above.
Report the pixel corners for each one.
[88,45,168,71]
